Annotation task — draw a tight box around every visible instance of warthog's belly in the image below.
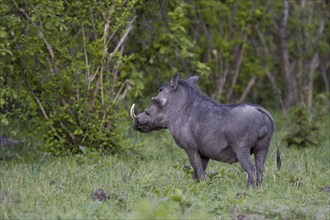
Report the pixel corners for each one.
[212,146,238,164]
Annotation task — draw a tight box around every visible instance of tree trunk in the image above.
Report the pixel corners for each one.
[306,10,325,108]
[226,39,245,101]
[279,0,297,108]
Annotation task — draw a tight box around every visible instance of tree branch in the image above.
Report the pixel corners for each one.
[81,25,90,80]
[226,38,246,101]
[12,0,57,75]
[239,75,256,103]
[30,90,61,142]
[91,15,137,107]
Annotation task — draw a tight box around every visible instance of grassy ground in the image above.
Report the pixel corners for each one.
[1,117,330,219]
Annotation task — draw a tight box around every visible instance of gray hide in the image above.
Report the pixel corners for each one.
[0,135,21,148]
[130,73,281,188]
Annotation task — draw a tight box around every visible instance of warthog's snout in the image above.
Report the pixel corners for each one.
[129,103,152,133]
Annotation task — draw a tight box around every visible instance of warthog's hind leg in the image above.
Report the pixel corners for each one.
[235,145,255,189]
[253,137,271,186]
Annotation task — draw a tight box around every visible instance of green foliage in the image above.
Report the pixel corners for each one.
[0,0,140,155]
[1,0,329,155]
[283,105,320,148]
[283,95,328,148]
[125,0,329,107]
[125,1,267,103]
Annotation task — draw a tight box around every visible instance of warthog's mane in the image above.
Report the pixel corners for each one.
[178,80,222,114]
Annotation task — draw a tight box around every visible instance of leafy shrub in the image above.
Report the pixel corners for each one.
[283,105,319,147]
[283,95,328,148]
[0,1,140,155]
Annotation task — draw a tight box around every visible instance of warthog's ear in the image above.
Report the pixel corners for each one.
[170,73,180,89]
[187,75,200,86]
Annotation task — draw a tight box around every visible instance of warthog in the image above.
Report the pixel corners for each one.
[130,73,281,188]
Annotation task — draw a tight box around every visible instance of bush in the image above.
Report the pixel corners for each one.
[0,1,140,155]
[283,105,319,147]
[283,95,328,148]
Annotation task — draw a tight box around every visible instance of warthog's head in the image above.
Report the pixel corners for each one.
[130,73,199,133]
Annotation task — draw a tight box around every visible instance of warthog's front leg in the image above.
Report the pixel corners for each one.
[185,149,207,181]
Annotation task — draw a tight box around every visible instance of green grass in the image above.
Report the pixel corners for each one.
[1,118,330,219]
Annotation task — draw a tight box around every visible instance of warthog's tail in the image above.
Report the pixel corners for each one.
[275,130,281,171]
[256,107,281,171]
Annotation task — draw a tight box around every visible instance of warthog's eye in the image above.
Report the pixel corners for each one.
[159,87,164,92]
[145,108,152,116]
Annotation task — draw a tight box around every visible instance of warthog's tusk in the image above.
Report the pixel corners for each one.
[130,103,138,122]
